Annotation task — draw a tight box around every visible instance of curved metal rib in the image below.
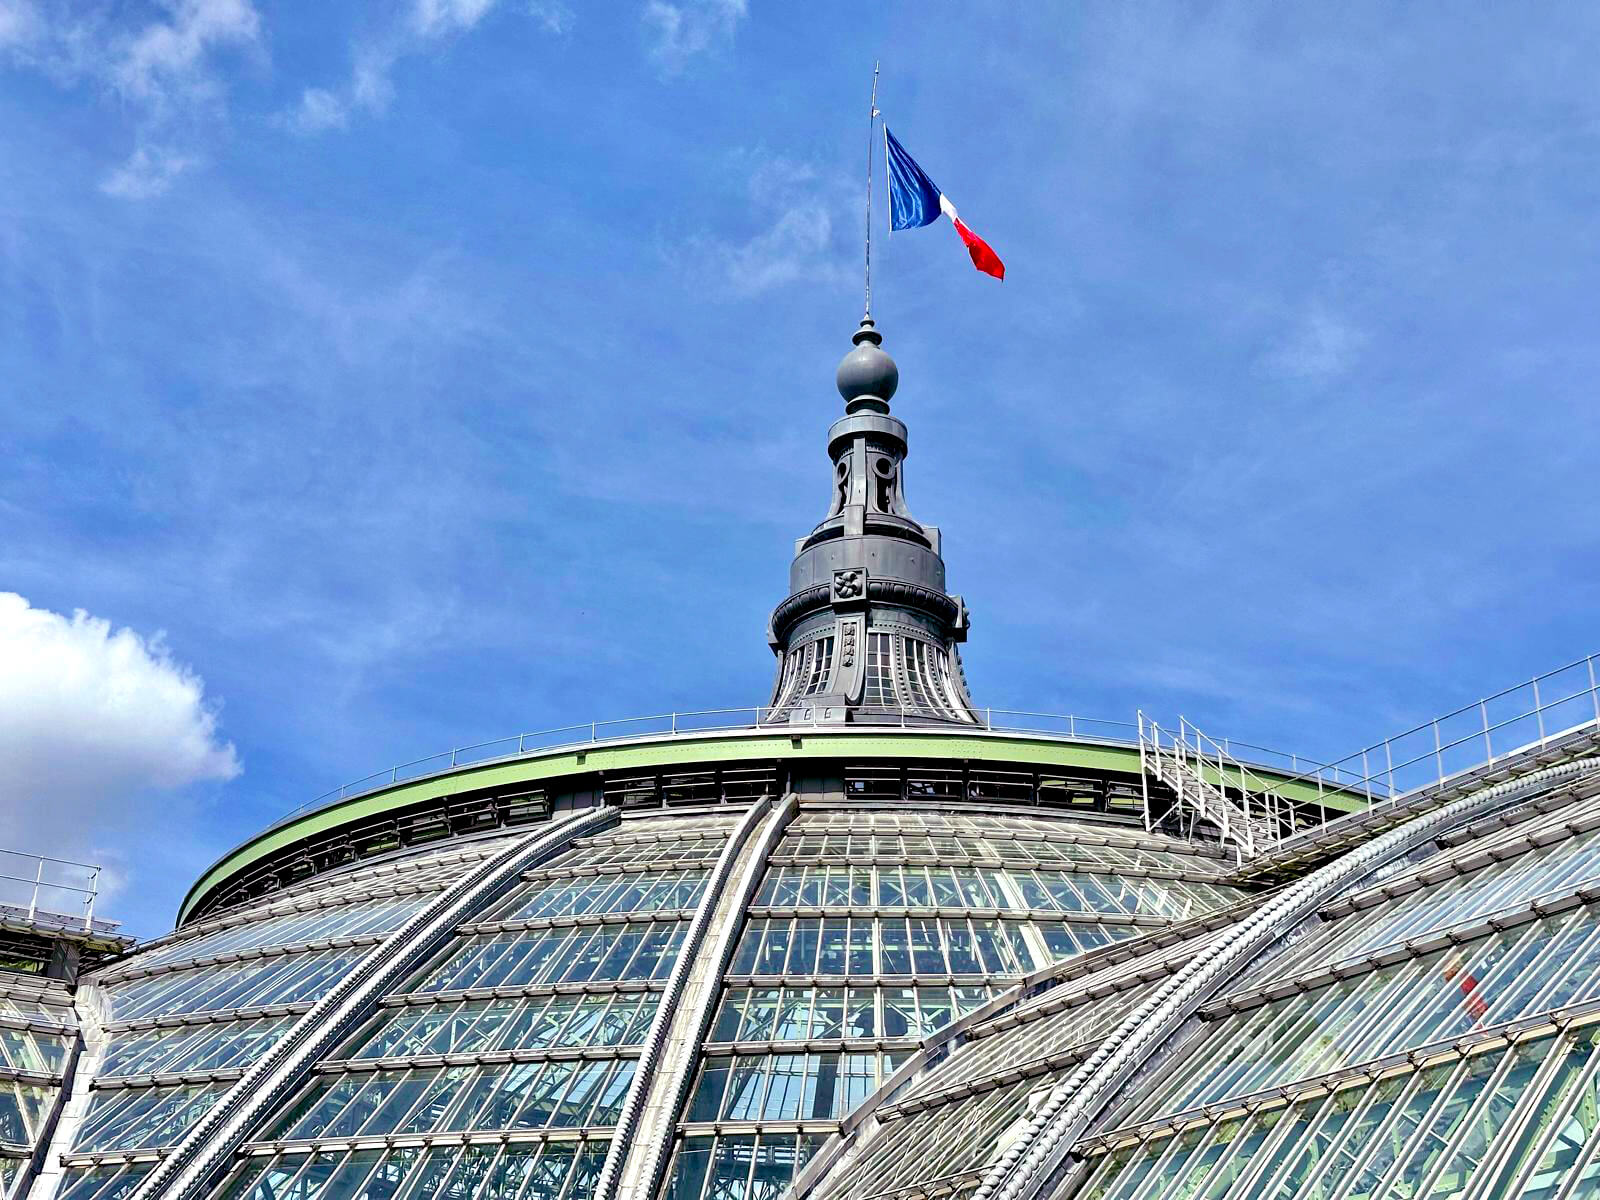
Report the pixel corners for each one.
[608,793,799,1200]
[592,791,784,1200]
[125,805,617,1200]
[975,757,1600,1200]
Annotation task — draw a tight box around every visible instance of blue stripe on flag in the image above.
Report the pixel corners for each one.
[885,127,942,231]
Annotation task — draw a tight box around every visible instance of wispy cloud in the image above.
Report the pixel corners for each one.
[283,0,571,135]
[100,143,197,198]
[718,204,839,293]
[410,0,498,39]
[526,1,574,35]
[283,84,351,134]
[642,0,745,74]
[0,0,42,49]
[0,0,261,197]
[112,0,259,103]
[677,153,854,297]
[282,51,398,135]
[1259,305,1367,381]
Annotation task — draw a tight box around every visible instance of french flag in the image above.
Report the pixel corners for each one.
[885,126,1005,280]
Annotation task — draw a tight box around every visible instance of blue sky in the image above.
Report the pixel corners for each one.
[3,2,1599,936]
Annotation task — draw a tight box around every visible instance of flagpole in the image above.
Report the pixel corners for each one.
[865,61,879,319]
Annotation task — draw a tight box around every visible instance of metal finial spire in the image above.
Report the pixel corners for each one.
[837,313,896,413]
[865,62,880,319]
[760,308,978,728]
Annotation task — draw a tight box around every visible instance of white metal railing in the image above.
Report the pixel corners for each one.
[1263,653,1600,816]
[1138,714,1297,862]
[272,652,1600,845]
[278,707,1146,820]
[1139,653,1600,862]
[0,848,100,932]
[1200,736,1364,783]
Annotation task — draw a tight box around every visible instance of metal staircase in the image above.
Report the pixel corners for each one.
[1138,714,1287,863]
[1139,654,1600,865]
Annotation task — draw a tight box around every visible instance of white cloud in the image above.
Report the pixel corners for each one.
[678,153,853,297]
[284,85,351,134]
[113,0,259,103]
[0,593,240,871]
[99,143,196,198]
[642,0,745,73]
[716,203,839,294]
[527,1,574,34]
[281,45,396,133]
[410,0,498,38]
[285,0,571,137]
[0,0,41,49]
[0,0,260,196]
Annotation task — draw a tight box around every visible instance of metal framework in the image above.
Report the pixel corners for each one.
[16,696,1600,1200]
[970,757,1600,1200]
[278,710,1148,823]
[121,806,617,1200]
[1138,716,1303,862]
[780,741,1600,1200]
[15,317,1600,1200]
[593,791,782,1200]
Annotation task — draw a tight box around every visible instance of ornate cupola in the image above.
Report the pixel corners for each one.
[765,317,980,724]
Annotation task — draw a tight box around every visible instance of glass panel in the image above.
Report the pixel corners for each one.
[1128,910,1600,1124]
[706,1135,756,1200]
[689,1059,731,1123]
[669,1138,715,1200]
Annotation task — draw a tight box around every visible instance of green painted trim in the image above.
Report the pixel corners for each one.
[1189,761,1365,818]
[179,731,1354,925]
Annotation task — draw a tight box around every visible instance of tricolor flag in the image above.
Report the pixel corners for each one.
[885,126,1005,280]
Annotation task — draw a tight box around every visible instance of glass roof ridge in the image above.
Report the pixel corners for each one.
[1318,800,1600,926]
[1199,888,1600,1026]
[600,793,798,1200]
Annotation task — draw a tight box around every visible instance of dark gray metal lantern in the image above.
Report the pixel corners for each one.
[765,317,978,725]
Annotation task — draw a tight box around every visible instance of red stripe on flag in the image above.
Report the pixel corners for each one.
[951,218,1004,280]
